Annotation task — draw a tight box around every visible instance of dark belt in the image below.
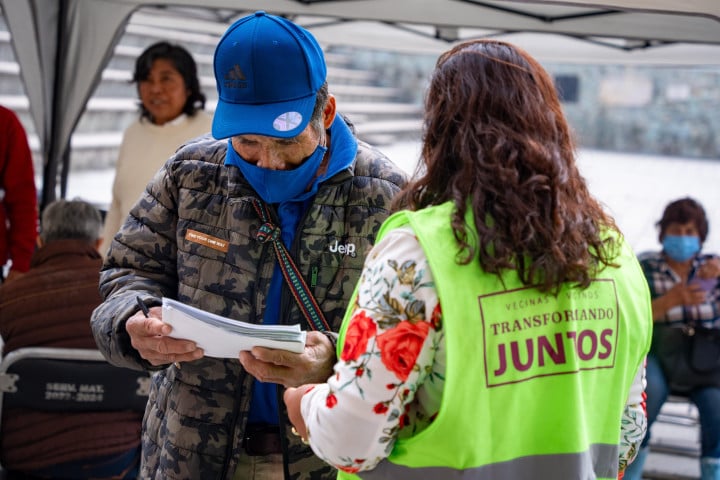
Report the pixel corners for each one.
[242,424,282,456]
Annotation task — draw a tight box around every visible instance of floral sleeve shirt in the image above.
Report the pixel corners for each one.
[301,226,646,474]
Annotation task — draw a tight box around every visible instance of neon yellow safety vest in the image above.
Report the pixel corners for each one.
[337,202,652,480]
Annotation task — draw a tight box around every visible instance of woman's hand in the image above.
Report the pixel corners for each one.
[284,384,316,443]
[651,283,707,321]
[671,282,707,306]
[697,257,720,279]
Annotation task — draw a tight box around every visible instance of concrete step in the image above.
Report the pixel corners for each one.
[1,8,425,168]
[642,451,699,479]
[641,398,701,479]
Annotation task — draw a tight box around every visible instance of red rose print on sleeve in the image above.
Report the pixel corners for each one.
[340,310,377,362]
[376,320,430,381]
[339,466,361,474]
[431,303,442,330]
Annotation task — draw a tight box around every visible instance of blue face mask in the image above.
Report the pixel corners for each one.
[662,234,701,262]
[226,140,327,204]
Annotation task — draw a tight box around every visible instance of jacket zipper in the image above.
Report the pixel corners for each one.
[220,230,274,479]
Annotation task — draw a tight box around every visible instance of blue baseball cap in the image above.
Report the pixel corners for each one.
[212,11,327,139]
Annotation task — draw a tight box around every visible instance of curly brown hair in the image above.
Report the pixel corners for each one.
[393,39,619,293]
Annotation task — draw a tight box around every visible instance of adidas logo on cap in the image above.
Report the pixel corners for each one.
[212,11,328,139]
[224,65,247,88]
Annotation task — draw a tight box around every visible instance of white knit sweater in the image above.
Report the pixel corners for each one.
[100,112,212,255]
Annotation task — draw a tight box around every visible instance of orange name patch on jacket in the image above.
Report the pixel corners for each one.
[185,229,229,253]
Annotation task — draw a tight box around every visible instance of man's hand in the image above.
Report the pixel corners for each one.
[239,331,336,387]
[126,306,204,366]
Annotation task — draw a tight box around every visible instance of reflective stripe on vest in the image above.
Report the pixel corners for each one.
[356,443,618,479]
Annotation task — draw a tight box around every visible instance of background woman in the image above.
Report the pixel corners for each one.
[625,197,720,480]
[284,39,652,479]
[100,41,211,255]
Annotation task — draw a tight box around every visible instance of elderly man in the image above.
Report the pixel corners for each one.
[91,11,407,480]
[0,199,141,479]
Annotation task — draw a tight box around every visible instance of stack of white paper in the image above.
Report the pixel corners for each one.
[162,298,307,358]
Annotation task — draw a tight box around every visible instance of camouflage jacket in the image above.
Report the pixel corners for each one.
[91,133,408,480]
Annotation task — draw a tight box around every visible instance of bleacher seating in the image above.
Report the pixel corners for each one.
[642,395,701,480]
[650,395,700,458]
[0,6,423,176]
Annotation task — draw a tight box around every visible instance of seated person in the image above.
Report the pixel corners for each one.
[0,199,141,479]
[625,197,720,480]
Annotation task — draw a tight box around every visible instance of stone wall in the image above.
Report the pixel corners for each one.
[555,64,719,158]
[332,45,720,159]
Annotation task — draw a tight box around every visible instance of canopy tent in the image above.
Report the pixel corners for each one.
[0,0,718,210]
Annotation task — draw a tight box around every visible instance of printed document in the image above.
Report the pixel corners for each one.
[162,298,307,358]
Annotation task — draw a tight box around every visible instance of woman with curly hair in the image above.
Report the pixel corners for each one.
[285,39,653,480]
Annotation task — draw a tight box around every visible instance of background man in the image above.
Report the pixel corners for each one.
[0,199,141,479]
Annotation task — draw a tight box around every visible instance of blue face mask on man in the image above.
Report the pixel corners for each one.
[662,234,701,262]
[226,140,328,204]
